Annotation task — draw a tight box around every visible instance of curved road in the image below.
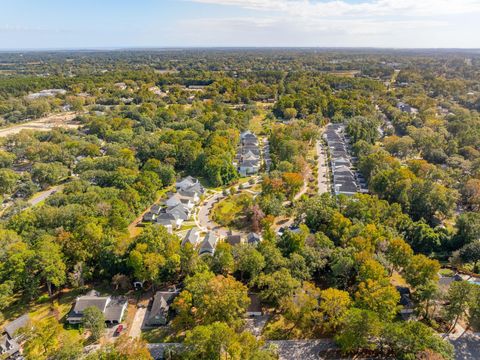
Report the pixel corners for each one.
[194,180,261,238]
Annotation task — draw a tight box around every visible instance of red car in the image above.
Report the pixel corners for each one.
[114,324,123,336]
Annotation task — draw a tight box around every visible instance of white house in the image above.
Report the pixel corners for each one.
[66,290,127,325]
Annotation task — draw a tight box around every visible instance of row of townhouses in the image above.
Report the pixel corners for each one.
[142,176,205,233]
[324,123,368,196]
[236,131,261,176]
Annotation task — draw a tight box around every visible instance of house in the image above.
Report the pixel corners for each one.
[175,176,199,192]
[246,232,261,246]
[241,131,258,145]
[397,286,415,321]
[182,228,200,247]
[165,204,190,221]
[0,314,29,359]
[66,290,127,325]
[243,150,260,160]
[146,291,180,326]
[143,212,156,222]
[239,160,260,177]
[186,182,205,195]
[178,190,200,203]
[199,232,218,256]
[164,193,195,210]
[225,234,243,246]
[334,181,358,196]
[150,204,162,215]
[156,213,183,229]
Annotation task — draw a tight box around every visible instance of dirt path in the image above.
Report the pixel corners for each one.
[0,112,80,137]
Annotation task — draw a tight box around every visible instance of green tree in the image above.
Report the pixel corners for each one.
[403,254,440,290]
[256,268,300,306]
[174,272,250,328]
[233,244,265,282]
[182,322,275,360]
[319,288,352,333]
[383,321,454,360]
[0,168,19,195]
[83,306,106,341]
[355,279,400,321]
[458,240,480,272]
[210,242,234,275]
[35,236,66,296]
[280,282,321,334]
[31,162,69,188]
[85,336,153,360]
[335,308,383,354]
[453,212,480,249]
[444,281,475,333]
[127,225,181,286]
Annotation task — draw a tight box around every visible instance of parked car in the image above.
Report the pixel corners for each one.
[114,324,124,336]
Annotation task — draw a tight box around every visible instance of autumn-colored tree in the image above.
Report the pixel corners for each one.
[355,279,400,321]
[319,288,352,333]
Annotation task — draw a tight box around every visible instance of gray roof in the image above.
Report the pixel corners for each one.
[0,335,20,356]
[226,235,242,246]
[185,182,204,194]
[67,291,126,323]
[150,205,162,215]
[72,296,109,314]
[247,232,261,244]
[147,291,179,323]
[143,212,156,222]
[4,314,29,339]
[104,298,128,322]
[240,159,259,168]
[156,218,174,227]
[176,176,198,190]
[199,232,217,255]
[157,213,178,221]
[182,228,200,247]
[166,207,189,221]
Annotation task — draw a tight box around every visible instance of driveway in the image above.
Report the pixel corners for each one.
[448,332,480,360]
[129,307,147,338]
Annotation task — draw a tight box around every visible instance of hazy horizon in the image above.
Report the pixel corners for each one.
[1,0,480,50]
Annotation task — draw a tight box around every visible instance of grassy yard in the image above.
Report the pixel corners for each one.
[141,326,183,343]
[211,193,253,230]
[0,287,86,332]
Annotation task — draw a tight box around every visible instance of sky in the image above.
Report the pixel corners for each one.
[0,0,479,49]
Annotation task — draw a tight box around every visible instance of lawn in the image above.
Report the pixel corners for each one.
[211,193,253,230]
[141,326,182,343]
[0,287,86,334]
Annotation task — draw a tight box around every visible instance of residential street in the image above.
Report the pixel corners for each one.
[448,332,480,360]
[28,185,62,206]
